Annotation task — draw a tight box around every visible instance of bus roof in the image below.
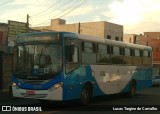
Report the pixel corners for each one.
[16,31,152,51]
[63,32,152,51]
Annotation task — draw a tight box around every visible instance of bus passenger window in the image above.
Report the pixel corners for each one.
[113,46,119,55]
[97,44,110,64]
[65,44,78,62]
[112,46,123,64]
[143,50,151,65]
[135,50,140,57]
[134,50,142,65]
[106,45,113,54]
[144,51,148,57]
[82,42,96,64]
[125,48,130,56]
[123,48,133,65]
[65,38,79,73]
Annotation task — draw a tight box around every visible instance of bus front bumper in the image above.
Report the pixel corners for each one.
[12,86,63,100]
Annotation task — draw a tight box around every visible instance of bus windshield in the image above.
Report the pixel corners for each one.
[14,43,62,76]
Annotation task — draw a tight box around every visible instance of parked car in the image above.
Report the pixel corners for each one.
[152,75,160,86]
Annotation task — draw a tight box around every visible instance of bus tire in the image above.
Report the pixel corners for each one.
[80,84,92,105]
[128,80,136,97]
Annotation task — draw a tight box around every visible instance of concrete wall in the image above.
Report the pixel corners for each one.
[0,23,8,52]
[0,23,12,90]
[144,32,160,38]
[104,22,123,40]
[3,53,13,89]
[123,34,138,43]
[33,19,123,41]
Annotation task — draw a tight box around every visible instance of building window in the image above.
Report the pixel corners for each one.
[107,35,111,39]
[115,37,119,41]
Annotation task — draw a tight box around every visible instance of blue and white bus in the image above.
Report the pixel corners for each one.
[11,31,152,104]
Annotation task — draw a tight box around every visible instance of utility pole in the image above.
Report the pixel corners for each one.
[27,14,29,32]
[78,22,80,34]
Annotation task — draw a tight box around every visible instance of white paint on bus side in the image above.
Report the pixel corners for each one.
[91,65,136,94]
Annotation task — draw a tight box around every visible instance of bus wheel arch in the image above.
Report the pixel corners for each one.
[80,82,92,105]
[128,79,136,97]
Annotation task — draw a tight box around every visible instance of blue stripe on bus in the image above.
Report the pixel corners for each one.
[62,65,104,100]
[11,65,152,99]
[121,66,152,93]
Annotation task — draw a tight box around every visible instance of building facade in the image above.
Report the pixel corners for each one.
[0,23,13,90]
[123,34,138,44]
[0,23,8,52]
[144,32,160,38]
[33,18,123,41]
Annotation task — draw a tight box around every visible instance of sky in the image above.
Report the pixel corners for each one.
[0,0,160,34]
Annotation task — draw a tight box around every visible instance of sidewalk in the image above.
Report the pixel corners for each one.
[0,89,15,101]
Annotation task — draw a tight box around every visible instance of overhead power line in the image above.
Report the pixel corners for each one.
[31,0,73,18]
[0,0,12,6]
[58,0,86,18]
[41,0,79,18]
[31,0,62,17]
[33,0,86,26]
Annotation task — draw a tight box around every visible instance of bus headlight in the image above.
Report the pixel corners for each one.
[49,82,63,91]
[53,84,61,89]
[54,82,63,89]
[12,82,17,87]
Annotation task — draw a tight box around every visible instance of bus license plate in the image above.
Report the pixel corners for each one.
[26,90,35,95]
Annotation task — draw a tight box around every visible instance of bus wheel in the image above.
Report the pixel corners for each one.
[80,85,92,105]
[128,80,136,97]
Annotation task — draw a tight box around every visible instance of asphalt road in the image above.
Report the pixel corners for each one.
[1,86,160,114]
